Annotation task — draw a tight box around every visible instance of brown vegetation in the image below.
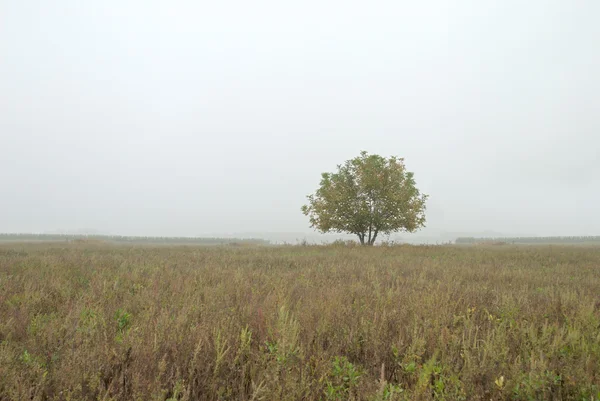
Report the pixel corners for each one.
[1,243,599,400]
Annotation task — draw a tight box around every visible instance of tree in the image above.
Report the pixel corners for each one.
[301,151,428,246]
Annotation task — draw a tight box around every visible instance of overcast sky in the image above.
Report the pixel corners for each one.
[1,0,598,238]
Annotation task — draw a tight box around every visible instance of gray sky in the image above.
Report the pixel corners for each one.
[1,0,599,238]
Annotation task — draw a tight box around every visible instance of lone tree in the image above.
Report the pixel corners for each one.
[301,151,428,245]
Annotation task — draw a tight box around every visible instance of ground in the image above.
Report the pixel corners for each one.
[1,243,599,400]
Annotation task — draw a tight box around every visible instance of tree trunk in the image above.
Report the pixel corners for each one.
[368,230,379,246]
[357,233,365,245]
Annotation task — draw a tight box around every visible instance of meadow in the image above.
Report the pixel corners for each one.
[1,242,599,400]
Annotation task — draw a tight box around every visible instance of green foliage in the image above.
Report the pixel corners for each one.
[302,151,427,245]
[377,383,405,401]
[114,308,132,343]
[324,356,362,399]
[115,308,132,333]
[19,349,33,364]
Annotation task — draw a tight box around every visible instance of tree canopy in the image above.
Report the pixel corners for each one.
[301,151,428,245]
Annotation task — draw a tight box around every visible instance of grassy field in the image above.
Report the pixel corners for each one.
[1,243,599,401]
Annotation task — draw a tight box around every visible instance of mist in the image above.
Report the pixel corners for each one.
[1,0,599,240]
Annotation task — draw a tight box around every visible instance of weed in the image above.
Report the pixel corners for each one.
[0,243,599,399]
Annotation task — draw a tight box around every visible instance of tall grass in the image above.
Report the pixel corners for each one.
[1,243,599,400]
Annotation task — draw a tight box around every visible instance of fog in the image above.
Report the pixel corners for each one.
[1,1,599,240]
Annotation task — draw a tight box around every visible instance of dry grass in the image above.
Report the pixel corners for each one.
[1,243,599,400]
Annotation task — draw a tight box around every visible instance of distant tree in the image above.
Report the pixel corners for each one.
[301,151,428,246]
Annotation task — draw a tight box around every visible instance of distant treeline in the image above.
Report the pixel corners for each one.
[456,236,600,244]
[0,233,270,245]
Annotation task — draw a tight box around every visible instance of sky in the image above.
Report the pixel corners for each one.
[1,0,599,239]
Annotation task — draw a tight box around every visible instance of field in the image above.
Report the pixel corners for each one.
[1,243,599,400]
